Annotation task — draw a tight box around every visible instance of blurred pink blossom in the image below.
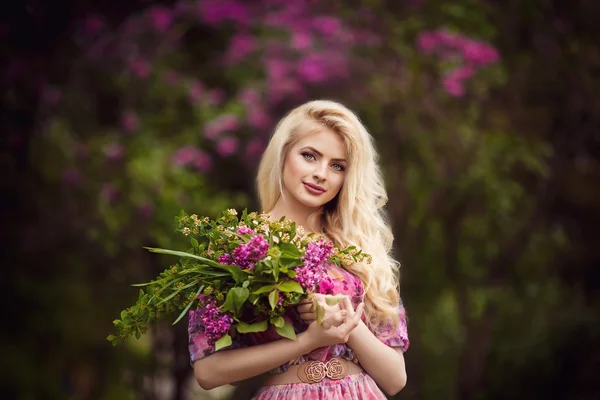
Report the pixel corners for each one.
[248,107,271,130]
[298,54,327,82]
[238,87,261,107]
[266,59,288,81]
[462,41,500,65]
[103,142,124,160]
[192,151,213,173]
[139,201,154,219]
[62,168,82,186]
[129,58,151,78]
[149,6,173,33]
[291,31,312,50]
[417,32,437,53]
[83,15,105,36]
[226,34,257,64]
[204,114,240,140]
[172,145,213,173]
[245,138,265,159]
[101,183,118,202]
[198,0,250,26]
[313,16,341,36]
[208,88,226,105]
[121,111,139,132]
[442,74,465,97]
[216,137,239,156]
[188,80,205,103]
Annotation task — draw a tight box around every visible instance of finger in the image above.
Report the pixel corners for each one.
[340,296,353,315]
[352,303,365,324]
[299,312,316,321]
[297,303,313,313]
[321,309,347,329]
[298,299,313,305]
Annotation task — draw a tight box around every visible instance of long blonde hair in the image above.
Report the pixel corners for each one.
[256,100,400,330]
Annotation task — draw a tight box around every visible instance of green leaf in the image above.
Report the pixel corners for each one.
[243,280,250,288]
[251,285,277,294]
[191,238,199,248]
[231,287,249,310]
[272,259,280,281]
[215,334,232,351]
[279,257,303,268]
[237,320,268,333]
[279,242,301,257]
[270,316,285,328]
[275,321,297,340]
[277,280,304,293]
[268,289,279,310]
[223,290,236,312]
[107,335,116,341]
[172,285,203,325]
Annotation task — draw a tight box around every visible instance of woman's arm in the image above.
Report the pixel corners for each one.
[194,304,361,390]
[193,331,313,390]
[346,320,407,395]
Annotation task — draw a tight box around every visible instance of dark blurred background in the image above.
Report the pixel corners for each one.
[2,0,600,399]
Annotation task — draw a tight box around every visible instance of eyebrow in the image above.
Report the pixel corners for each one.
[301,146,347,163]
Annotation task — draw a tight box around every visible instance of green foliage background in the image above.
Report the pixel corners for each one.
[3,1,600,399]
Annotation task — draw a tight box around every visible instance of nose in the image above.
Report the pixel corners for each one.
[313,162,327,182]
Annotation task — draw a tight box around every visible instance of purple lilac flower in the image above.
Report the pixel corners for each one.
[294,238,334,291]
[232,234,269,270]
[195,295,232,341]
[218,254,233,264]
[317,275,335,295]
[237,226,255,235]
[216,137,238,157]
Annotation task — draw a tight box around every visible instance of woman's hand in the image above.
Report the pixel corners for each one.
[297,294,344,327]
[304,296,365,349]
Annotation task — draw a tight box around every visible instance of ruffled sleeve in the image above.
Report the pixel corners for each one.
[373,299,410,352]
[188,308,245,365]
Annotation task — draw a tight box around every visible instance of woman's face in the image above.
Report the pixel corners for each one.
[282,127,348,211]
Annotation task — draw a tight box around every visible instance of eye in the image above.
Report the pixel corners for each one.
[331,163,345,172]
[301,152,316,161]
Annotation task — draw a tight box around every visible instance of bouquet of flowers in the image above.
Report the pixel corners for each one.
[108,209,370,351]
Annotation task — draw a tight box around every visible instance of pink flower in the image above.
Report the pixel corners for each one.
[442,74,465,97]
[149,6,173,33]
[103,142,124,160]
[101,183,118,202]
[129,58,151,79]
[291,31,312,50]
[82,14,104,36]
[139,201,154,219]
[313,16,341,37]
[188,80,205,103]
[62,168,82,186]
[204,114,240,140]
[266,59,288,81]
[244,139,265,159]
[298,54,327,82]
[417,32,437,53]
[208,88,226,105]
[226,34,256,64]
[238,88,261,107]
[121,111,139,132]
[216,137,239,157]
[198,0,250,26]
[247,107,271,130]
[462,41,500,65]
[192,151,213,173]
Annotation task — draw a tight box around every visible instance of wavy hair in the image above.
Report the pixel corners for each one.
[256,100,401,330]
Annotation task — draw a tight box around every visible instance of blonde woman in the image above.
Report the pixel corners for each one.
[189,100,409,399]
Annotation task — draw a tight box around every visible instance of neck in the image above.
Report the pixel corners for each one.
[267,196,322,233]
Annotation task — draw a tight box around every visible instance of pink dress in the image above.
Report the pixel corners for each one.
[188,264,410,400]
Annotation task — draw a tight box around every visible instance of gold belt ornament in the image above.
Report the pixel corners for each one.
[297,358,346,383]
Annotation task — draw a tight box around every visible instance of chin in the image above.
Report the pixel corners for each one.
[296,193,331,210]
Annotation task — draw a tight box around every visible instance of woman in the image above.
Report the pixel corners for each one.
[189,100,409,399]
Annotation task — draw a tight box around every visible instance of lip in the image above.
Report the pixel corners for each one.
[303,182,326,195]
